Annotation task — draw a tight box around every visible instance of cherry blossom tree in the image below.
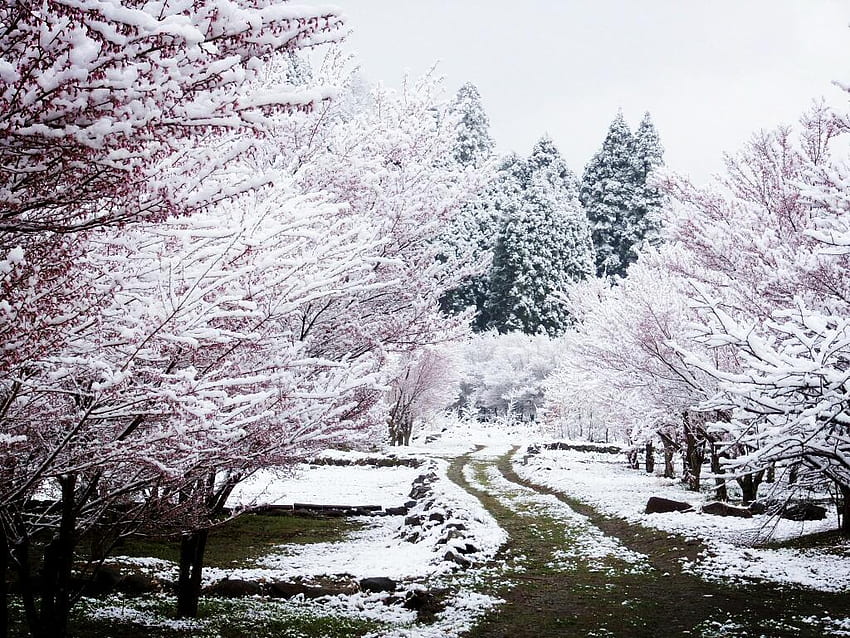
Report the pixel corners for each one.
[1,179,392,632]
[386,347,460,446]
[0,0,346,379]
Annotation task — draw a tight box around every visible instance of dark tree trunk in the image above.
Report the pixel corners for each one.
[789,463,799,485]
[11,522,38,636]
[682,413,704,492]
[1,520,7,638]
[765,464,775,484]
[176,528,209,618]
[37,475,77,638]
[839,484,850,536]
[627,448,640,470]
[657,431,678,479]
[737,469,765,504]
[645,442,655,474]
[708,442,728,501]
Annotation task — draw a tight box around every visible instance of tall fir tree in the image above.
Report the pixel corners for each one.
[580,111,664,278]
[440,83,499,324]
[485,137,595,336]
[450,82,495,167]
[632,112,665,246]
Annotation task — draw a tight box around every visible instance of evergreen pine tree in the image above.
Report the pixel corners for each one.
[580,111,664,278]
[632,112,665,247]
[485,137,595,336]
[450,82,495,167]
[439,83,499,324]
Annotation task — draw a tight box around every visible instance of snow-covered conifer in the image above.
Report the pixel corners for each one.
[450,83,496,168]
[485,137,594,336]
[580,112,664,277]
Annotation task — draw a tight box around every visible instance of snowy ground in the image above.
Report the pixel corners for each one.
[93,417,850,635]
[515,443,850,592]
[227,461,420,510]
[106,448,506,636]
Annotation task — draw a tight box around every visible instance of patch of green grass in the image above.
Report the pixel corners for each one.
[115,513,364,567]
[9,595,387,638]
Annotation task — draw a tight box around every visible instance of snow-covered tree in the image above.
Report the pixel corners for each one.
[546,250,729,489]
[661,103,850,522]
[0,0,346,378]
[580,112,664,277]
[457,332,564,421]
[0,181,390,630]
[485,137,594,336]
[439,84,499,324]
[386,347,460,445]
[450,82,495,168]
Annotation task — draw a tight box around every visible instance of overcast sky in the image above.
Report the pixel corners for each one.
[317,1,850,184]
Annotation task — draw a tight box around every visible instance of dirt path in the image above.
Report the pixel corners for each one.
[447,446,850,637]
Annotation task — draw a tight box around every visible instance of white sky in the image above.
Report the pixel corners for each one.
[317,1,850,184]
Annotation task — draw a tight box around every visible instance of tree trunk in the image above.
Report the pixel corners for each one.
[839,484,850,536]
[177,529,209,618]
[37,474,77,638]
[737,469,764,504]
[708,442,727,501]
[682,412,703,492]
[0,520,8,638]
[765,464,775,484]
[644,442,655,474]
[11,521,38,636]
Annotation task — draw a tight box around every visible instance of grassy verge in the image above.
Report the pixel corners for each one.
[114,512,364,567]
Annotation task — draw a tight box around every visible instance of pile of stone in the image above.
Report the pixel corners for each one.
[398,466,482,570]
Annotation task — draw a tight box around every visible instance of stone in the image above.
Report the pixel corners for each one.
[644,496,693,514]
[782,502,828,521]
[385,506,408,516]
[443,551,471,569]
[205,578,262,597]
[428,511,445,524]
[117,573,159,595]
[84,566,123,595]
[360,577,397,593]
[701,502,753,518]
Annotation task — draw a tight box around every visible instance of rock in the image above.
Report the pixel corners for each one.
[443,551,471,569]
[205,578,262,598]
[404,500,417,509]
[404,514,423,527]
[645,496,693,514]
[267,581,345,599]
[437,530,463,546]
[360,577,397,593]
[404,588,441,614]
[385,506,408,516]
[267,582,309,598]
[409,485,430,500]
[117,573,159,595]
[428,511,445,524]
[782,502,828,521]
[84,566,123,595]
[457,543,478,555]
[702,502,753,518]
